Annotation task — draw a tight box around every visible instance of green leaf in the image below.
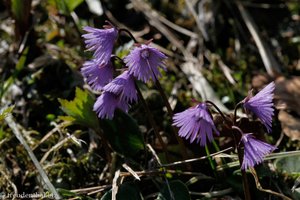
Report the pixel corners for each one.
[53,0,68,14]
[64,0,84,12]
[0,106,14,121]
[101,183,142,200]
[157,180,190,200]
[51,0,84,14]
[100,110,144,158]
[57,188,76,197]
[274,156,300,176]
[58,87,98,130]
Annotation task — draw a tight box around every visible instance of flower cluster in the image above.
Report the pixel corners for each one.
[81,23,277,171]
[172,82,276,170]
[81,24,167,119]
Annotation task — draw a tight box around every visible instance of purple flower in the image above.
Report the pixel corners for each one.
[124,44,167,83]
[173,103,219,146]
[82,26,118,65]
[243,82,275,133]
[241,133,276,170]
[93,92,129,119]
[103,71,137,103]
[81,60,114,91]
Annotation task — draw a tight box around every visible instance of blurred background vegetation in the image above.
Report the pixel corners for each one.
[0,0,300,199]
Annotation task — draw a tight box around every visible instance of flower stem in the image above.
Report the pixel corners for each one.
[233,101,243,125]
[205,145,216,171]
[154,79,189,160]
[231,125,244,136]
[119,28,188,161]
[135,82,170,162]
[232,126,251,200]
[119,28,138,43]
[237,146,251,200]
[205,100,229,123]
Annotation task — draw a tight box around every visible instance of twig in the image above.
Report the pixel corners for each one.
[184,0,208,40]
[161,147,233,167]
[250,168,292,200]
[147,144,174,200]
[33,121,72,150]
[71,185,111,193]
[189,188,234,197]
[149,9,198,38]
[112,169,121,200]
[120,169,214,178]
[5,114,61,199]
[40,135,72,164]
[236,0,281,77]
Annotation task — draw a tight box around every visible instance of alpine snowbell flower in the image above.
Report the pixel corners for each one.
[241,133,276,170]
[81,60,114,91]
[103,71,137,103]
[173,103,219,146]
[124,44,167,83]
[82,25,118,65]
[243,82,275,133]
[93,92,129,119]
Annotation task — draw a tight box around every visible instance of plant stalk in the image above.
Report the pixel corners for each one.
[135,82,170,162]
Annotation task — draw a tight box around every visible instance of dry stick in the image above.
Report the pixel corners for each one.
[147,144,174,200]
[5,115,61,200]
[32,121,72,150]
[120,169,212,178]
[250,168,292,200]
[161,147,233,167]
[236,0,281,77]
[135,83,170,162]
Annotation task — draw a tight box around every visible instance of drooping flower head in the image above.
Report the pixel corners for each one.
[124,44,167,83]
[243,82,275,133]
[173,103,219,146]
[241,133,276,170]
[103,71,137,103]
[81,60,114,91]
[93,92,129,119]
[82,25,118,65]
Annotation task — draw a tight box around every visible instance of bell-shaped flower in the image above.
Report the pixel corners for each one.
[82,25,118,65]
[241,133,276,170]
[173,103,219,146]
[243,82,275,133]
[93,92,129,119]
[124,44,167,83]
[103,71,137,103]
[81,60,114,91]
